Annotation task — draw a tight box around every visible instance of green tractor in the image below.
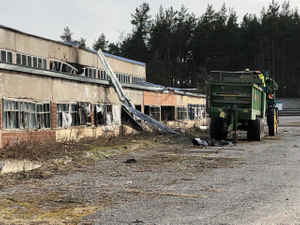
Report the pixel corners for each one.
[207,70,279,142]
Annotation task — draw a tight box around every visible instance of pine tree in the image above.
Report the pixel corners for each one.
[120,3,151,62]
[78,37,86,48]
[93,34,108,51]
[60,27,73,42]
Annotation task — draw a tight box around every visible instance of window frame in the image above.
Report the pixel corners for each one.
[149,106,161,121]
[84,67,97,78]
[49,59,78,74]
[98,69,110,81]
[0,49,13,64]
[94,103,114,126]
[2,98,51,131]
[177,106,187,120]
[132,75,145,84]
[56,102,81,128]
[16,52,47,69]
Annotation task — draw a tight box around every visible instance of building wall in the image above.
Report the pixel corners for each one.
[106,57,146,78]
[123,89,144,106]
[176,95,188,106]
[0,26,207,148]
[161,93,176,106]
[0,27,146,78]
[0,72,52,100]
[16,33,51,59]
[0,69,123,148]
[0,28,15,51]
[144,91,161,105]
[187,96,206,105]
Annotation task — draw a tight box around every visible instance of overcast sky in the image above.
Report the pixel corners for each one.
[0,0,299,48]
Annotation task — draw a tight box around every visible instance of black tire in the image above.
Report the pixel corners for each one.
[247,118,264,141]
[267,107,278,136]
[210,118,228,140]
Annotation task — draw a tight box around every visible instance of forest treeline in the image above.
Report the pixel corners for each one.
[62,1,300,97]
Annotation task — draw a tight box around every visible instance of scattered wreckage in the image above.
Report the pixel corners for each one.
[97,49,178,135]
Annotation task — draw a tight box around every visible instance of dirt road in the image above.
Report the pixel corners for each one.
[0,117,299,224]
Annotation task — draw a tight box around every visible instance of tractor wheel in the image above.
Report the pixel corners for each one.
[210,118,228,140]
[267,107,278,136]
[247,118,264,141]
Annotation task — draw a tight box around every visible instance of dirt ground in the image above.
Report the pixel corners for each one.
[0,118,299,224]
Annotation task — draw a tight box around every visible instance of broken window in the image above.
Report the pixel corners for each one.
[78,102,91,125]
[188,104,206,120]
[135,105,142,112]
[57,103,69,128]
[49,59,78,74]
[94,104,113,126]
[70,104,80,126]
[161,106,175,121]
[2,99,19,129]
[147,106,160,121]
[188,104,196,120]
[19,101,36,129]
[2,99,51,130]
[57,103,88,128]
[37,103,51,129]
[16,53,47,69]
[57,103,80,128]
[177,107,187,120]
[0,49,13,64]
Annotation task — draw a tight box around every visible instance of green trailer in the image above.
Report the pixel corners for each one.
[207,70,278,141]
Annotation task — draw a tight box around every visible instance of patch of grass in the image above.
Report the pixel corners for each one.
[0,190,107,223]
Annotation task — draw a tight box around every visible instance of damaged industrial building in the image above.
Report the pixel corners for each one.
[0,25,207,147]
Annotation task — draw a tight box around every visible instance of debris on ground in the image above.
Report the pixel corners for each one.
[219,140,230,146]
[199,125,209,130]
[208,139,218,146]
[192,138,236,147]
[125,158,137,164]
[192,138,208,146]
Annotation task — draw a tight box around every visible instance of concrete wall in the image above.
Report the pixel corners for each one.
[0,72,52,101]
[144,91,161,105]
[187,96,206,105]
[176,95,188,106]
[0,26,207,147]
[0,27,146,78]
[0,71,120,105]
[123,89,144,106]
[277,98,300,109]
[0,70,122,147]
[0,28,15,51]
[161,93,176,106]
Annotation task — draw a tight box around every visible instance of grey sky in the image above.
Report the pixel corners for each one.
[0,0,299,48]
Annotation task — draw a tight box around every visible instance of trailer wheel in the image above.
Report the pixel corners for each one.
[267,107,278,136]
[210,118,228,140]
[247,118,264,141]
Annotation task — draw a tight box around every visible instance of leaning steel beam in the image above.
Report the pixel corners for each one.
[97,49,133,107]
[123,106,178,134]
[97,49,178,135]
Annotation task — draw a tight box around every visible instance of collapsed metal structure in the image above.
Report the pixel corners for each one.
[97,49,178,134]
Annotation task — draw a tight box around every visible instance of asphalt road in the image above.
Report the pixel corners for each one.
[86,116,300,224]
